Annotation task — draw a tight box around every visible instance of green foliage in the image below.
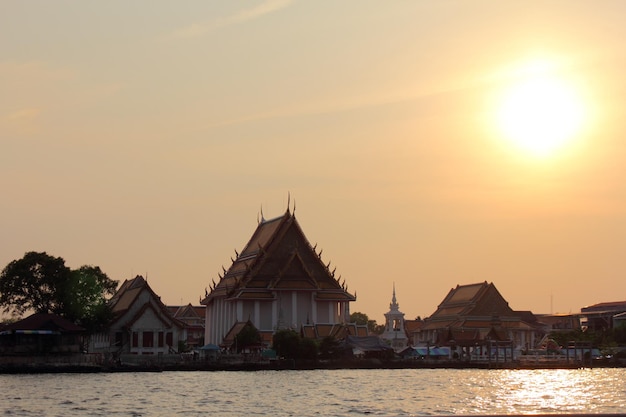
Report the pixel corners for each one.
[319,335,345,359]
[298,337,319,360]
[550,325,626,354]
[0,251,118,331]
[234,323,263,352]
[350,312,369,325]
[350,311,383,334]
[370,323,385,335]
[272,329,301,359]
[0,252,71,316]
[64,265,118,331]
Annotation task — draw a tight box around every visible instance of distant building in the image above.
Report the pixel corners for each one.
[167,304,205,349]
[403,318,424,346]
[201,208,356,346]
[416,282,541,355]
[581,301,626,331]
[301,322,369,341]
[379,284,408,352]
[535,313,581,334]
[614,312,626,329]
[95,275,187,355]
[0,313,85,355]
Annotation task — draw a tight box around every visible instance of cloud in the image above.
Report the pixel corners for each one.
[0,107,41,135]
[171,0,293,39]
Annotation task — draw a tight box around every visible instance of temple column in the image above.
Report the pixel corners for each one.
[272,295,278,330]
[254,300,260,328]
[292,292,297,327]
[311,293,317,323]
[237,301,243,323]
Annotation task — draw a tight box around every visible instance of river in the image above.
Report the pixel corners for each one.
[1,368,625,416]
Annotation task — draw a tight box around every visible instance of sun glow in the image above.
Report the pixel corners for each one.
[494,60,587,158]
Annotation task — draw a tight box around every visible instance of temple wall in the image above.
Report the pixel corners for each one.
[259,302,273,330]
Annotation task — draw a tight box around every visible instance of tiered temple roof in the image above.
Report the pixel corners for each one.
[202,210,355,305]
[420,281,538,345]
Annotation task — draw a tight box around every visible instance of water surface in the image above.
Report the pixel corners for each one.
[2,368,625,416]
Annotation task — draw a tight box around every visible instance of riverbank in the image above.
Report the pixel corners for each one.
[1,356,624,374]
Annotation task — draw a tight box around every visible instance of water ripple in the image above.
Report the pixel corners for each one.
[1,368,625,416]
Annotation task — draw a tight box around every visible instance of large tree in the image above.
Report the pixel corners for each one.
[63,265,118,330]
[0,251,71,316]
[0,251,118,330]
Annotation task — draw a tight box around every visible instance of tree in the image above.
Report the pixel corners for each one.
[272,329,301,359]
[319,335,345,360]
[298,337,319,360]
[350,311,383,334]
[0,252,71,316]
[234,322,263,353]
[350,312,369,325]
[0,252,118,330]
[63,265,118,331]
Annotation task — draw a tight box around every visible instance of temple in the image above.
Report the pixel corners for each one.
[380,284,408,352]
[201,208,356,346]
[414,281,540,355]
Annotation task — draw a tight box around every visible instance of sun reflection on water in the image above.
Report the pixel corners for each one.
[462,368,624,414]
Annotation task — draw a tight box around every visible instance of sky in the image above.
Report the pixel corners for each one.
[2,1,626,323]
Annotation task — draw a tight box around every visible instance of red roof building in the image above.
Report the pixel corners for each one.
[416,282,542,353]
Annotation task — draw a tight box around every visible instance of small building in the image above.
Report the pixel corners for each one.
[379,284,408,352]
[535,313,581,334]
[614,311,626,329]
[0,313,85,355]
[581,301,626,331]
[301,322,369,341]
[404,318,424,347]
[202,208,356,346]
[416,282,541,357]
[167,304,205,349]
[343,335,394,358]
[97,275,187,356]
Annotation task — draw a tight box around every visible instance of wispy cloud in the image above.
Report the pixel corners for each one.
[0,107,41,135]
[172,0,293,39]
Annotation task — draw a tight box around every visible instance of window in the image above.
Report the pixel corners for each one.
[166,332,173,347]
[132,332,139,348]
[143,331,154,348]
[158,331,164,347]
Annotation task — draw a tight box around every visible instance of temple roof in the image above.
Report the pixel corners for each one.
[202,210,355,304]
[109,275,185,328]
[1,313,85,333]
[420,281,535,332]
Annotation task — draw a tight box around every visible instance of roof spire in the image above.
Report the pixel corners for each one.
[390,283,399,311]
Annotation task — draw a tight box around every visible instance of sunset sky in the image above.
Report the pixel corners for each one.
[2,1,626,322]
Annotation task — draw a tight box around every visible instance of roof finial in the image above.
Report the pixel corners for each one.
[390,283,399,310]
[260,205,265,223]
[287,191,291,214]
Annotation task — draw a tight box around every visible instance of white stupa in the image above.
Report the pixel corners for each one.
[380,283,408,352]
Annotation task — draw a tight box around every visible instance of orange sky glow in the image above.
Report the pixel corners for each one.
[2,1,626,323]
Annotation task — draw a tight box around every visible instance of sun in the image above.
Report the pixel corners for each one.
[494,62,586,158]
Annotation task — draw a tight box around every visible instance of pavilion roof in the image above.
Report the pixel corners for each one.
[3,313,85,333]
